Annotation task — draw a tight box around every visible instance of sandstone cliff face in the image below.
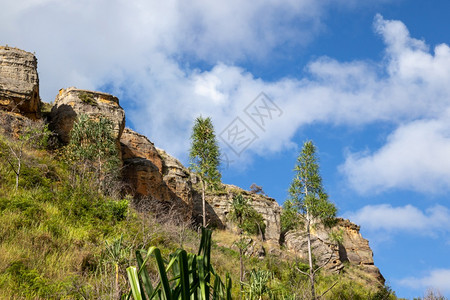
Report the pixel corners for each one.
[156,148,194,212]
[121,128,163,172]
[0,46,386,289]
[285,226,343,273]
[193,185,282,242]
[49,88,125,144]
[285,219,385,284]
[337,219,385,284]
[0,47,40,119]
[120,129,192,216]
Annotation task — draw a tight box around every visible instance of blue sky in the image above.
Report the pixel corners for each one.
[2,0,450,298]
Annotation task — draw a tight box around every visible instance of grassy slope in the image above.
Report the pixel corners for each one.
[0,134,396,299]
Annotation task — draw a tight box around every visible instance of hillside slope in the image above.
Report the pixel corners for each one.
[0,46,393,299]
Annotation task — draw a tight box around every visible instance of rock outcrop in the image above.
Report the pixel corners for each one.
[121,128,163,172]
[337,219,385,284]
[49,87,125,144]
[157,148,194,212]
[285,219,385,284]
[195,185,282,242]
[0,46,386,289]
[120,129,193,216]
[0,46,40,119]
[0,110,32,138]
[285,226,343,273]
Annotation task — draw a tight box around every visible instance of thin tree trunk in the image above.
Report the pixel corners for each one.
[15,159,20,191]
[115,263,120,300]
[306,217,316,300]
[239,230,244,300]
[201,179,206,227]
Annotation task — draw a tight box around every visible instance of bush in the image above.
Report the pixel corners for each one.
[65,114,120,195]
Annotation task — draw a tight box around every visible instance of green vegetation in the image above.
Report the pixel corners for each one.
[78,92,97,106]
[288,141,337,299]
[229,193,265,297]
[189,116,221,227]
[0,121,399,299]
[126,227,231,300]
[1,118,50,190]
[65,114,120,195]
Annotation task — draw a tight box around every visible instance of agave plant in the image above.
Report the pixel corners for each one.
[243,269,271,300]
[126,227,231,300]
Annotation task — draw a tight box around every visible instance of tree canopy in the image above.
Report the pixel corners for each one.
[189,116,221,190]
[289,141,336,225]
[288,140,337,300]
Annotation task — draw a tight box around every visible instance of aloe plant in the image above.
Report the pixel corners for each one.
[243,269,271,300]
[126,227,231,300]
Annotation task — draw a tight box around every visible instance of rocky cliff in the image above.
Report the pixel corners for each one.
[49,87,125,145]
[192,185,282,242]
[0,46,386,289]
[0,46,40,119]
[120,128,192,216]
[285,219,385,284]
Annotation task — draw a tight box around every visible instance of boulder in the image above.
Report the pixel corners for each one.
[0,110,31,138]
[49,87,125,144]
[0,46,40,119]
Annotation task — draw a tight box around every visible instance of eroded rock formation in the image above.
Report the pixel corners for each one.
[120,129,193,216]
[121,128,163,172]
[157,148,194,211]
[0,47,40,119]
[0,46,386,289]
[49,87,125,144]
[285,219,385,284]
[195,185,281,242]
[0,110,32,138]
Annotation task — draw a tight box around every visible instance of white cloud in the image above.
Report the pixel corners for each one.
[341,115,450,194]
[0,0,329,102]
[2,1,450,189]
[399,269,450,293]
[344,204,450,235]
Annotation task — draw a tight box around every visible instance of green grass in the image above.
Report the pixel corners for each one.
[0,133,397,299]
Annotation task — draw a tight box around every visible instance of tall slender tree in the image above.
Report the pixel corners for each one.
[289,141,337,300]
[189,116,221,227]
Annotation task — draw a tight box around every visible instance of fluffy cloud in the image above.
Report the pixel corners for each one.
[2,2,450,191]
[126,13,450,165]
[341,115,450,194]
[399,269,450,293]
[344,204,450,235]
[0,0,327,102]
[335,15,450,194]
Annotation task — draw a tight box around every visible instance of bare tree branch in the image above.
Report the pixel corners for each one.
[295,266,310,277]
[313,252,335,276]
[318,281,338,299]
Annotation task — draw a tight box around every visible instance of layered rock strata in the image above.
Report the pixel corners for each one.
[285,219,385,284]
[194,185,282,242]
[49,87,125,144]
[0,46,40,119]
[120,129,193,216]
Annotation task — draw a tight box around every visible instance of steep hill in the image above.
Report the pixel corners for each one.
[0,46,393,299]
